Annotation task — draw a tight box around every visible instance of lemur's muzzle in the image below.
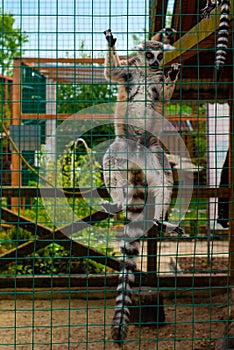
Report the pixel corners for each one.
[149,60,160,69]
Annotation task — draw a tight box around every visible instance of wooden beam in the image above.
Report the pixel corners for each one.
[0,186,231,198]
[171,0,199,39]
[149,0,169,36]
[1,207,53,237]
[1,186,108,198]
[147,226,158,275]
[11,59,22,209]
[22,57,105,65]
[37,67,104,73]
[0,207,120,271]
[0,232,120,272]
[0,273,229,289]
[20,113,114,120]
[56,210,113,236]
[20,113,206,121]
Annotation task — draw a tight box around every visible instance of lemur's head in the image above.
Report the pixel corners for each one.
[135,40,175,69]
[161,27,177,44]
[151,27,177,45]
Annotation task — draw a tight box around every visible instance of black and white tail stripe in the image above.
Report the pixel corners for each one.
[216,0,230,80]
[111,238,140,344]
[201,0,230,81]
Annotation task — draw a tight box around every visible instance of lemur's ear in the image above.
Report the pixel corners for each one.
[134,43,144,51]
[163,44,176,51]
[151,32,162,41]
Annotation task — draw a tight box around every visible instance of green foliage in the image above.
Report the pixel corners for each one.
[0,9,28,75]
[0,227,32,254]
[165,10,173,28]
[130,29,148,56]
[0,138,116,275]
[0,9,28,167]
[0,146,115,275]
[0,39,118,275]
[62,145,103,187]
[192,121,207,166]
[56,58,117,146]
[167,103,206,116]
[132,29,148,45]
[0,234,105,275]
[167,103,207,166]
[57,40,117,114]
[57,82,117,114]
[57,40,117,158]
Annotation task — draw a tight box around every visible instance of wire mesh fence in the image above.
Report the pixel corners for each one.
[0,0,233,349]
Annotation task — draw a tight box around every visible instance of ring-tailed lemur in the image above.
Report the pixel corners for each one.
[152,27,177,45]
[102,29,181,344]
[201,0,230,81]
[113,28,177,122]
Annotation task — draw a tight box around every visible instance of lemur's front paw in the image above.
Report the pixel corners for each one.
[168,63,181,81]
[101,200,123,214]
[201,1,216,19]
[103,29,117,47]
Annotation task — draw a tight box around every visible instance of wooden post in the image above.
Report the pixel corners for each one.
[11,59,22,209]
[3,78,11,188]
[146,197,158,286]
[147,225,158,285]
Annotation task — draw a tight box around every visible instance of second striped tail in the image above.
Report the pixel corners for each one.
[215,0,230,81]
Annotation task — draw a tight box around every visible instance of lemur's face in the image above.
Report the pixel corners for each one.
[135,40,175,69]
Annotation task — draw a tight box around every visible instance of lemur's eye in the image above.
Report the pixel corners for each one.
[157,53,163,61]
[146,51,154,59]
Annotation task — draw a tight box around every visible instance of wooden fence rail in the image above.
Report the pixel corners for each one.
[1,186,230,198]
[0,185,230,287]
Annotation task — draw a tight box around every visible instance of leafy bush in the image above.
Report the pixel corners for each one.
[1,243,106,275]
[0,146,116,275]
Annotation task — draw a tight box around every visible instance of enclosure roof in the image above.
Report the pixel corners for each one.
[21,57,107,84]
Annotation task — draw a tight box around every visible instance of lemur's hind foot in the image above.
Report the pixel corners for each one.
[101,200,124,214]
[154,219,184,236]
[103,29,116,47]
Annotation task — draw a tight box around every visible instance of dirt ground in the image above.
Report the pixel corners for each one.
[0,291,231,350]
[178,256,229,274]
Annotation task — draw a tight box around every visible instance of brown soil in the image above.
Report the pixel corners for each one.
[0,291,230,350]
[178,256,228,274]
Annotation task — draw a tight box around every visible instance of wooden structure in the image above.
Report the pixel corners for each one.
[150,0,234,278]
[1,0,233,287]
[151,0,233,101]
[0,186,230,289]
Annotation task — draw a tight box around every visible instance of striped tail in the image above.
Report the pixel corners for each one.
[111,239,140,344]
[215,0,230,81]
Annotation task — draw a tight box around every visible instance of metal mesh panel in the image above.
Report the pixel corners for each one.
[0,0,233,349]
